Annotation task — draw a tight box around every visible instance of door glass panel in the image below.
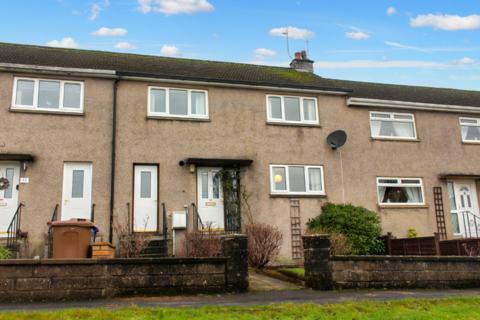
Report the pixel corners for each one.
[268,97,282,119]
[284,97,300,121]
[38,81,60,109]
[72,170,84,198]
[3,168,14,199]
[63,83,81,109]
[213,173,220,199]
[447,182,457,210]
[289,166,306,192]
[272,167,286,191]
[303,99,316,121]
[140,171,151,198]
[169,89,188,115]
[191,91,206,115]
[151,89,166,113]
[452,213,460,233]
[15,80,34,106]
[308,168,322,191]
[460,195,465,208]
[467,195,472,208]
[202,172,208,198]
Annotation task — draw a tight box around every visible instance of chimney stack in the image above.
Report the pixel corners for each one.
[290,50,314,73]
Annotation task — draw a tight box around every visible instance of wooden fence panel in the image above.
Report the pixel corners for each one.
[384,235,479,256]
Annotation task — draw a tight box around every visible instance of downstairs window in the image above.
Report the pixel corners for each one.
[377,177,424,205]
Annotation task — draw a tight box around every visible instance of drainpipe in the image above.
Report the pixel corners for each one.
[109,75,122,244]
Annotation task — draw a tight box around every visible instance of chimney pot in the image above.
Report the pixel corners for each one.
[301,50,307,59]
[294,52,302,60]
[290,50,314,73]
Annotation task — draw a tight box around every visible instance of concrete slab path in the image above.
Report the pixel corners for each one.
[249,270,300,291]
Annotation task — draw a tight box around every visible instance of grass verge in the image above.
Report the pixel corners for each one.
[1,296,479,319]
[277,268,305,280]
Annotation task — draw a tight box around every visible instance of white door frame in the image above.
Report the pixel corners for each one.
[196,167,225,230]
[0,161,20,238]
[133,164,159,233]
[61,162,93,221]
[450,180,480,238]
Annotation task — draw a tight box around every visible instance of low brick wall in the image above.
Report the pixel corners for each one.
[0,234,248,302]
[303,235,480,290]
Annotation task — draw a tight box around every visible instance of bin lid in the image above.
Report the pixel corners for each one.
[47,218,97,228]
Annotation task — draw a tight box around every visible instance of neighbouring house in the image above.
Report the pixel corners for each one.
[1,43,480,262]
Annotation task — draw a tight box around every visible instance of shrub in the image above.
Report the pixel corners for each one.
[306,202,385,255]
[306,228,353,255]
[408,228,419,238]
[244,222,283,269]
[182,222,222,258]
[112,211,151,258]
[0,245,12,259]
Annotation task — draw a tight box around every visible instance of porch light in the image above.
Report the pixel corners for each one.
[275,174,283,183]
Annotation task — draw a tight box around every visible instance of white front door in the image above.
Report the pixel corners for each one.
[448,181,480,238]
[133,165,158,232]
[61,162,93,221]
[0,162,20,237]
[197,167,224,230]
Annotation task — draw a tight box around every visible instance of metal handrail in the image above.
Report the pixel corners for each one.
[47,204,59,259]
[191,203,204,231]
[462,210,480,239]
[6,203,24,254]
[162,203,168,255]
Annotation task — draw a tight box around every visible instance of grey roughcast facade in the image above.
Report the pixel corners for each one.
[1,42,480,262]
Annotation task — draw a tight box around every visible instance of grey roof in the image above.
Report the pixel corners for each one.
[1,42,480,107]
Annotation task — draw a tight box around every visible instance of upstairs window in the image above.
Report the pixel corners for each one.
[12,77,84,113]
[148,86,208,119]
[270,164,324,195]
[370,112,416,139]
[267,95,318,124]
[459,117,480,142]
[377,177,424,205]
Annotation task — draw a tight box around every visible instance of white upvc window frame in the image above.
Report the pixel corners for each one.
[376,177,425,206]
[270,164,325,195]
[369,111,417,139]
[266,95,319,124]
[459,117,480,142]
[11,77,84,114]
[148,86,209,119]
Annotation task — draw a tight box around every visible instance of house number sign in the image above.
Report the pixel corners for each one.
[20,178,29,183]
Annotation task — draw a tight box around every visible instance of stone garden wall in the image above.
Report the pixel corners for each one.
[303,234,480,290]
[0,234,248,302]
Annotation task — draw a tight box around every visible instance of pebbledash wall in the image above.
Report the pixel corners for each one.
[0,235,248,302]
[303,235,480,290]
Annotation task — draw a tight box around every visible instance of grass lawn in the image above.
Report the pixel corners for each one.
[1,296,479,319]
[278,268,305,277]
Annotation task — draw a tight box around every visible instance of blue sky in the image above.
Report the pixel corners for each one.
[1,0,480,90]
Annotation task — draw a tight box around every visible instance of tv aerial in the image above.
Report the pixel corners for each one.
[326,130,347,150]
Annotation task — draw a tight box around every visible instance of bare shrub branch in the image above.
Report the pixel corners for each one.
[463,243,480,257]
[305,228,353,256]
[112,211,151,258]
[244,222,283,269]
[182,221,222,258]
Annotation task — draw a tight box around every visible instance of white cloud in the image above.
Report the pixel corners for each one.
[410,14,480,31]
[72,10,80,15]
[46,37,79,48]
[114,42,138,49]
[91,27,127,36]
[104,0,110,5]
[450,57,476,64]
[254,48,278,57]
[382,56,392,61]
[385,41,432,53]
[315,59,480,69]
[161,45,182,56]
[89,4,101,20]
[213,33,218,37]
[269,27,315,40]
[255,55,265,60]
[387,7,397,16]
[345,31,370,40]
[136,0,215,15]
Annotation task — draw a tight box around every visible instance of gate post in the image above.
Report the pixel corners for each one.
[221,234,248,292]
[302,234,333,290]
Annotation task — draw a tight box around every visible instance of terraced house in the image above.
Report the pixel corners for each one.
[1,42,480,262]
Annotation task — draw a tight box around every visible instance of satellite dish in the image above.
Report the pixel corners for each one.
[326,130,347,150]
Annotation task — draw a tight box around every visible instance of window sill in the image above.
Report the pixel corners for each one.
[9,108,84,116]
[371,137,420,142]
[266,122,323,128]
[462,141,480,144]
[146,116,210,122]
[270,194,327,199]
[378,204,429,209]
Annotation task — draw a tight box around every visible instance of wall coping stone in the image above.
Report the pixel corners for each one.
[41,259,98,265]
[0,259,40,265]
[97,257,227,264]
[332,255,480,262]
[303,234,330,238]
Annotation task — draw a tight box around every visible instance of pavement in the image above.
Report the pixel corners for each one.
[0,271,479,313]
